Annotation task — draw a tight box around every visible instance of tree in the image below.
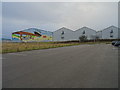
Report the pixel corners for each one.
[79,35,87,42]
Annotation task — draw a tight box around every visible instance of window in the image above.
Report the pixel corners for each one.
[61,31,64,35]
[110,30,113,38]
[83,30,85,34]
[110,35,113,37]
[110,30,113,33]
[61,37,64,39]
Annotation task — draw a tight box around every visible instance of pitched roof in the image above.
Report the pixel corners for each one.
[54,27,73,32]
[75,26,96,32]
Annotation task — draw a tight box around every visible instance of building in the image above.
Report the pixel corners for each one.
[100,26,119,39]
[53,27,74,41]
[12,26,119,42]
[53,27,97,41]
[74,27,97,40]
[12,28,53,42]
[96,31,102,39]
[119,27,120,39]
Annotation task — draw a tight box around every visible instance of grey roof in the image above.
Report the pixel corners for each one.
[12,28,52,33]
[54,27,74,32]
[98,25,118,32]
[75,26,96,32]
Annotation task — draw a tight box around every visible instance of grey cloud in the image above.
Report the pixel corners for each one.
[2,2,118,39]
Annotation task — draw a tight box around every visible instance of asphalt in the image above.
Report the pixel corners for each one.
[2,44,118,88]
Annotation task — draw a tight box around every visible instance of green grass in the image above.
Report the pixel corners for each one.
[2,41,111,54]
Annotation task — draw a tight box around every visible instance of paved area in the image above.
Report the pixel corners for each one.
[2,44,118,88]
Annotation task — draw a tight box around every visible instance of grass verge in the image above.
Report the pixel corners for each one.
[2,41,111,54]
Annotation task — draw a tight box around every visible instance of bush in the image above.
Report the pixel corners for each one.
[79,36,87,42]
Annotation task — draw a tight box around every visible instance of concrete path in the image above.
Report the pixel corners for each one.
[2,44,118,88]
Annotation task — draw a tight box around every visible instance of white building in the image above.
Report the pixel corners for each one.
[74,27,97,40]
[53,26,119,42]
[101,26,119,39]
[53,27,74,41]
[96,31,102,39]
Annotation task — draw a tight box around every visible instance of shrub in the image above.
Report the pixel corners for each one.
[79,35,87,42]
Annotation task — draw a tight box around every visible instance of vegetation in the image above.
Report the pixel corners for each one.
[2,41,112,54]
[2,42,80,53]
[79,35,87,42]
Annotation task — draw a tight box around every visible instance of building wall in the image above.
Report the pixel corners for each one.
[74,27,97,40]
[96,31,102,39]
[101,26,119,39]
[12,28,53,42]
[12,26,119,42]
[119,28,120,39]
[53,27,74,41]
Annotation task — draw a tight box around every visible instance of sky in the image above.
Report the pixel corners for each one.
[0,3,2,39]
[2,2,118,39]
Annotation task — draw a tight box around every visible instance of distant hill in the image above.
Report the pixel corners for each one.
[2,38,11,40]
[2,38,12,42]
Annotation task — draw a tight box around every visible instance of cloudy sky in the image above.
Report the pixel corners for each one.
[2,2,118,39]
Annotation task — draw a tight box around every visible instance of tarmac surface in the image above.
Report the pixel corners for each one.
[2,44,118,88]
